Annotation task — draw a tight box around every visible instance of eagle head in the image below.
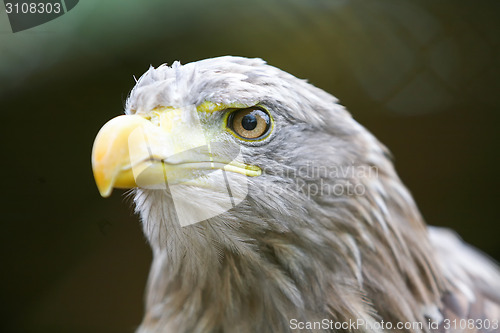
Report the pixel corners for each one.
[91,56,500,333]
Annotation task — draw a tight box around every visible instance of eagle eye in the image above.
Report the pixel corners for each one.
[227,107,271,140]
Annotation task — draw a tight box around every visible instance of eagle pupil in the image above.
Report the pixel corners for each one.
[241,114,257,130]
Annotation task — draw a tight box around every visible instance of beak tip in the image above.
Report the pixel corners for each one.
[93,168,114,198]
[98,187,113,198]
[91,114,149,199]
[95,178,113,198]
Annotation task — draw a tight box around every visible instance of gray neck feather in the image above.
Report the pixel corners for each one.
[133,163,444,333]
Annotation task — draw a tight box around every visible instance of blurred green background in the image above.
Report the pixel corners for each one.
[1,0,499,332]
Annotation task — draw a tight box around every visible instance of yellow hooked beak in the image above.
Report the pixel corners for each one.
[91,108,261,197]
